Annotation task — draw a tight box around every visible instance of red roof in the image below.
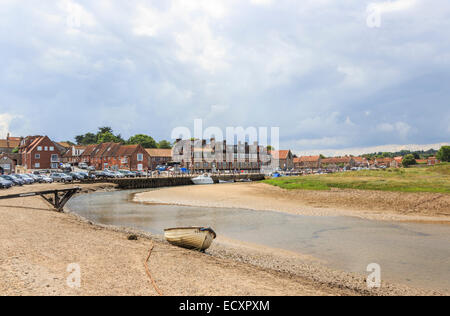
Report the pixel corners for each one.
[322,157,352,164]
[146,148,172,158]
[270,150,291,160]
[294,155,320,163]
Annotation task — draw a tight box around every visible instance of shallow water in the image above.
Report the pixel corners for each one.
[67,189,450,292]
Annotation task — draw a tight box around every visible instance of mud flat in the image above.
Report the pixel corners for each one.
[0,183,445,296]
[134,183,450,223]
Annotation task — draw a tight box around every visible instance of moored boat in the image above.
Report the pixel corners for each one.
[192,174,214,185]
[164,227,217,251]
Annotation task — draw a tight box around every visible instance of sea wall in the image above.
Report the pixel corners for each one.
[81,174,266,190]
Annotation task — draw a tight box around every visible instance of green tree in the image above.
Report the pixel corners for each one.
[12,147,19,153]
[127,134,157,148]
[402,154,416,167]
[75,133,97,145]
[98,127,113,134]
[158,140,172,149]
[97,131,123,144]
[436,146,450,162]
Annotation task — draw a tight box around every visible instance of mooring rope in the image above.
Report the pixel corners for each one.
[144,242,164,296]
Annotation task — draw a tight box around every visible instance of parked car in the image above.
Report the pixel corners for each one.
[68,172,85,181]
[0,178,13,189]
[111,171,124,178]
[27,174,44,183]
[87,166,96,171]
[132,171,146,177]
[119,170,136,178]
[40,175,54,183]
[95,171,115,179]
[1,175,24,186]
[79,172,96,180]
[50,173,73,183]
[15,174,35,185]
[79,163,88,169]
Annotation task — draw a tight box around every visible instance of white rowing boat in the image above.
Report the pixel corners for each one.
[164,227,217,251]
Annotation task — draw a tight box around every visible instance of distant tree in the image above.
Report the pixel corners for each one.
[75,133,97,145]
[12,147,18,153]
[319,154,326,159]
[267,145,275,151]
[98,127,114,134]
[127,134,157,148]
[436,146,450,162]
[97,131,123,144]
[158,140,172,149]
[402,154,417,167]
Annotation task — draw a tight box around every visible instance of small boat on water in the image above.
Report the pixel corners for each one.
[192,174,214,185]
[164,227,217,251]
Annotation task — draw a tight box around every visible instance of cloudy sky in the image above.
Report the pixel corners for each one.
[0,0,449,153]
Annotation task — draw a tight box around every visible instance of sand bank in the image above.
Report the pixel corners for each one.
[134,183,450,223]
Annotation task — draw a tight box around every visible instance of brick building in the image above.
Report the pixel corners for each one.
[293,156,321,170]
[146,148,172,170]
[321,157,355,170]
[0,133,21,154]
[19,136,61,170]
[0,153,19,174]
[173,139,271,172]
[74,142,150,171]
[269,150,294,170]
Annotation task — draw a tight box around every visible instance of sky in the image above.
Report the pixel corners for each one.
[0,0,449,155]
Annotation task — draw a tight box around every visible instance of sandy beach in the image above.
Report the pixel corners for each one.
[134,182,450,223]
[0,182,446,296]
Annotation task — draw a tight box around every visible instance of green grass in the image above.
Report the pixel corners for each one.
[263,164,450,193]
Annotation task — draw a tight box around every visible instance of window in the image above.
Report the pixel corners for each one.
[137,154,144,162]
[49,146,54,151]
[35,154,40,159]
[35,163,40,168]
[37,146,42,151]
[51,154,58,162]
[44,146,48,151]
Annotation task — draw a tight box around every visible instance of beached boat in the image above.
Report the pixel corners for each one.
[164,227,217,251]
[192,174,214,185]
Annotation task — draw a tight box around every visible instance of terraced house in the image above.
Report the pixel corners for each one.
[293,156,322,170]
[173,139,271,172]
[76,142,150,171]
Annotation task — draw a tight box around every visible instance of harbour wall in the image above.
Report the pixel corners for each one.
[80,174,266,190]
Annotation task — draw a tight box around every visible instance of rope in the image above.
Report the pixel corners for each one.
[144,242,164,296]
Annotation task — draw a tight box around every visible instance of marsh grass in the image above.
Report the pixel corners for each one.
[263,164,450,193]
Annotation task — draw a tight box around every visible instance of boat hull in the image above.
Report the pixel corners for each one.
[192,176,214,185]
[164,227,216,251]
